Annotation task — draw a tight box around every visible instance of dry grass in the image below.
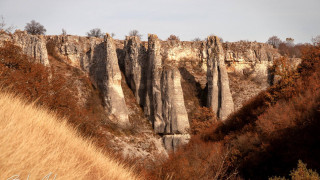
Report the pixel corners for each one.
[0,92,140,180]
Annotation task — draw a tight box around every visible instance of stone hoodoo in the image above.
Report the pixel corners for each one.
[206,36,234,121]
[124,36,147,106]
[123,34,190,151]
[101,34,129,126]
[0,30,49,66]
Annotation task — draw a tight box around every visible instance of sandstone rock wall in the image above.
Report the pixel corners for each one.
[0,30,49,66]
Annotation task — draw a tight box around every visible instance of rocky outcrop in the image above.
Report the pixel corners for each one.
[46,34,129,127]
[143,35,191,151]
[206,36,234,120]
[223,41,281,88]
[124,36,147,106]
[101,34,129,126]
[0,30,49,66]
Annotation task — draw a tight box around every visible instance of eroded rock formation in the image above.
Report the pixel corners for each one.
[47,34,129,127]
[206,36,234,120]
[123,36,147,106]
[102,34,129,126]
[0,30,49,66]
[123,34,191,151]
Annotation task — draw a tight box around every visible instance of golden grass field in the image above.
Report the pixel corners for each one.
[0,92,139,180]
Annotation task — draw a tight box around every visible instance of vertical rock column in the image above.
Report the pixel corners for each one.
[124,36,147,106]
[103,34,129,127]
[206,36,234,121]
[147,34,190,152]
[147,34,165,133]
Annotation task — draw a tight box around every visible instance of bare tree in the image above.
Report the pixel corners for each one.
[312,35,320,46]
[0,15,15,33]
[285,37,295,47]
[24,20,46,35]
[167,34,180,41]
[192,37,202,42]
[128,29,142,39]
[86,28,103,38]
[267,36,282,48]
[61,28,67,36]
[111,33,116,38]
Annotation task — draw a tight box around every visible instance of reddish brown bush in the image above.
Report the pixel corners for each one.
[0,42,111,149]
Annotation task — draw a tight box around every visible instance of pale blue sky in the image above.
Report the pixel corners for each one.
[1,0,319,43]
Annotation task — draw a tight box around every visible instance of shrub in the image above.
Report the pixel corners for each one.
[270,161,320,180]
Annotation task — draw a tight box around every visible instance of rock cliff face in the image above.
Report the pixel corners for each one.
[101,34,129,126]
[1,31,287,153]
[147,35,190,151]
[123,35,191,151]
[123,36,147,106]
[223,41,281,110]
[47,34,129,126]
[0,30,49,66]
[206,36,234,120]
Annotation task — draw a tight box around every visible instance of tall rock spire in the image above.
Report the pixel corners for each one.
[102,33,129,127]
[206,36,234,121]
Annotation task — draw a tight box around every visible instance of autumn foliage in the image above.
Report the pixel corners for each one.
[0,42,111,149]
[147,43,320,179]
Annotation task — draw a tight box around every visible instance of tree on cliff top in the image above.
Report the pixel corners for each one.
[267,36,282,48]
[86,28,104,38]
[24,20,46,35]
[128,29,142,39]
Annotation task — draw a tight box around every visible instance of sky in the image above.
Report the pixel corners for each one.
[1,0,319,43]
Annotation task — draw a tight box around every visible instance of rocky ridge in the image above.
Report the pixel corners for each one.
[0,30,288,154]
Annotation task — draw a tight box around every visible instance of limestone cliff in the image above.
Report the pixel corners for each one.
[206,36,234,120]
[47,34,129,126]
[0,30,49,66]
[102,34,129,126]
[123,35,191,151]
[123,36,147,106]
[223,41,282,110]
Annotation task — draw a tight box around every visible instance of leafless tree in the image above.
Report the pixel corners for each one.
[128,29,142,39]
[86,28,104,38]
[0,15,15,33]
[267,36,282,48]
[24,20,46,35]
[111,33,116,38]
[167,34,180,41]
[285,37,295,47]
[192,37,202,42]
[61,28,67,36]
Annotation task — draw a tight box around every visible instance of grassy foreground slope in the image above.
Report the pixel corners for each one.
[0,92,139,180]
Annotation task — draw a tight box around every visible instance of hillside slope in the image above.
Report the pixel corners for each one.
[0,92,139,180]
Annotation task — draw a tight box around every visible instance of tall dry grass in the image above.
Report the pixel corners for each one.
[0,92,139,180]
